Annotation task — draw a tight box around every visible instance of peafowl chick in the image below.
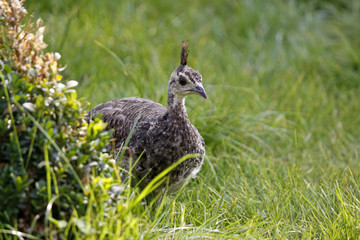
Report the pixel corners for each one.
[89,41,207,194]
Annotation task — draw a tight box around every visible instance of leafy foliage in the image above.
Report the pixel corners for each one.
[0,0,125,237]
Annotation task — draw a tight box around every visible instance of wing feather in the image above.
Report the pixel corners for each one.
[89,97,167,145]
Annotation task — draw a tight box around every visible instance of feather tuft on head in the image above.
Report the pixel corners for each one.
[180,41,189,65]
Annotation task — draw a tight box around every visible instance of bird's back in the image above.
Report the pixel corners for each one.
[89,97,167,148]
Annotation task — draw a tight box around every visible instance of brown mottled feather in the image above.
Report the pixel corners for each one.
[90,97,167,149]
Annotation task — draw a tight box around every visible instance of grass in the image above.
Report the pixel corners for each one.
[23,0,360,238]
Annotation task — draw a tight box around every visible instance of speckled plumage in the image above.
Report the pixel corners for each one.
[89,48,207,194]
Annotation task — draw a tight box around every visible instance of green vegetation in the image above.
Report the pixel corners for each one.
[1,0,360,238]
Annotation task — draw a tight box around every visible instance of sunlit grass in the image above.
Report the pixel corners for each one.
[22,0,360,238]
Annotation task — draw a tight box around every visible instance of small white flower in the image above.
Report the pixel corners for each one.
[66,80,78,88]
[25,33,34,41]
[18,31,25,40]
[78,130,86,136]
[34,26,47,50]
[35,26,45,42]
[44,97,53,107]
[36,18,43,28]
[23,102,35,112]
[19,63,26,71]
[64,89,76,93]
[88,162,98,167]
[27,68,36,77]
[56,83,65,92]
[11,0,21,9]
[54,52,61,61]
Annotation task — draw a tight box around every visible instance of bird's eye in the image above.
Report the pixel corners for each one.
[179,77,187,86]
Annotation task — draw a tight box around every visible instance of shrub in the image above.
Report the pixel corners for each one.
[0,0,122,236]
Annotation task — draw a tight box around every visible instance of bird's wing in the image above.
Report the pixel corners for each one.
[89,97,167,146]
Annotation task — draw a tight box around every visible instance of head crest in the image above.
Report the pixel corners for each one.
[180,41,189,65]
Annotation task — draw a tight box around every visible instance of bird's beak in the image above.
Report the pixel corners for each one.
[189,85,207,99]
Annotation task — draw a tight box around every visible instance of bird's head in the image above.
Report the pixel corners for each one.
[167,41,207,105]
[168,65,207,99]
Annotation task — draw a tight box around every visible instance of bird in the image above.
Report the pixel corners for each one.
[89,41,207,194]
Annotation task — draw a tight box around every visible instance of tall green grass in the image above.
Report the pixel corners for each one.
[24,0,360,238]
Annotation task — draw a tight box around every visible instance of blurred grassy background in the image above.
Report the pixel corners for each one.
[25,0,360,238]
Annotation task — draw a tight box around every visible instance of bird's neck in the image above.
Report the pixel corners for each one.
[167,92,188,120]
